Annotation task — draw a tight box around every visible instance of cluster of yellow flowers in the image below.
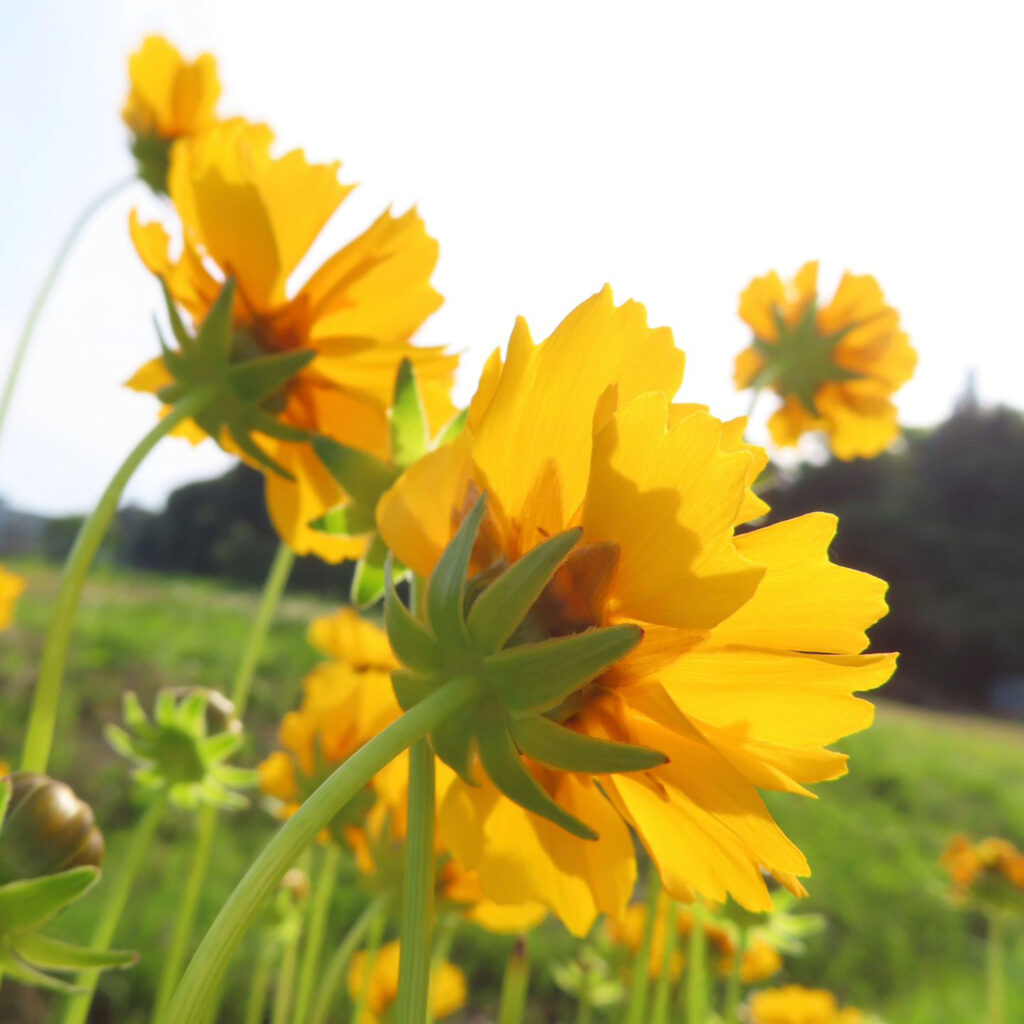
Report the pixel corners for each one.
[749,985,864,1024]
[942,834,1024,904]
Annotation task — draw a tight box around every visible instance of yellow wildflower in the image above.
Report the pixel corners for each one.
[129,119,455,561]
[735,262,916,459]
[347,940,466,1024]
[719,935,783,984]
[606,893,685,980]
[749,984,863,1024]
[378,286,894,935]
[0,566,26,631]
[942,834,1024,903]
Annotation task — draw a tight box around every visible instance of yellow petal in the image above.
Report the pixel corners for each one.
[0,565,26,631]
[737,271,785,341]
[308,608,397,670]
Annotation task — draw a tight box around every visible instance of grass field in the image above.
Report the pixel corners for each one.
[1,561,1022,1023]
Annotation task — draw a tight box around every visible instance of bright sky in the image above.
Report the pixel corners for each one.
[1,1,1021,515]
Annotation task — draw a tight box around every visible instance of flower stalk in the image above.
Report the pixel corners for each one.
[651,900,680,1024]
[21,383,218,774]
[292,842,341,1024]
[497,938,531,1024]
[986,911,1006,1024]
[686,902,708,1024]
[722,927,749,1023]
[625,869,662,1024]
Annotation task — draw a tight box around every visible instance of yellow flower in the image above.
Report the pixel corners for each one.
[942,834,1024,903]
[606,893,685,980]
[749,985,863,1024]
[378,286,894,935]
[347,940,466,1024]
[129,119,455,561]
[719,935,783,984]
[735,262,917,460]
[0,566,26,631]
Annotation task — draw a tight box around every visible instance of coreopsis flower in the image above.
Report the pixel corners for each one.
[735,262,917,460]
[378,286,895,935]
[718,934,783,984]
[942,835,1024,911]
[129,118,455,562]
[0,565,26,630]
[123,36,221,193]
[749,985,864,1024]
[347,940,466,1024]
[606,893,685,980]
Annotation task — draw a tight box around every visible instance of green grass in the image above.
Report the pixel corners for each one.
[1,561,1022,1023]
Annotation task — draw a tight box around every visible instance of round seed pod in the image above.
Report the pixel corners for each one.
[0,772,104,884]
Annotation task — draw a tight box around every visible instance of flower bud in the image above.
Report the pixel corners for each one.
[0,773,104,885]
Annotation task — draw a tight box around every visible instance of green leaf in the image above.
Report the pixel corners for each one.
[467,528,582,653]
[476,711,596,840]
[483,625,642,715]
[200,732,242,763]
[508,715,667,774]
[0,867,98,930]
[309,503,377,536]
[384,560,445,673]
[313,438,400,507]
[0,951,84,994]
[426,491,487,648]
[390,358,430,468]
[195,278,236,362]
[351,535,390,609]
[10,931,137,971]
[227,348,317,402]
[430,716,477,784]
[437,407,467,446]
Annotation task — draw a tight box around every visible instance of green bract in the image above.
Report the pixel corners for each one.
[0,775,135,993]
[312,358,466,608]
[154,277,316,479]
[384,492,665,841]
[106,689,259,811]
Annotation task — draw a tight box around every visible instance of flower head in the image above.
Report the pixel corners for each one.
[347,940,466,1024]
[123,36,221,193]
[130,119,455,561]
[942,834,1024,912]
[735,262,916,459]
[749,985,864,1024]
[379,286,894,935]
[0,565,26,630]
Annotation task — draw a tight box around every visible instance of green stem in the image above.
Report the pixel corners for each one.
[686,902,708,1024]
[151,544,294,1022]
[61,794,167,1024]
[576,996,593,1024]
[395,739,437,1023]
[744,387,762,423]
[270,933,299,1024]
[651,900,680,1024]
[310,893,393,1024]
[242,934,276,1024]
[231,541,295,717]
[352,904,388,1024]
[0,177,134,453]
[151,802,219,1022]
[164,674,481,1023]
[722,928,748,1023]
[20,384,217,774]
[987,911,1006,1024]
[425,912,460,1024]
[497,938,530,1024]
[625,868,661,1024]
[292,843,341,1024]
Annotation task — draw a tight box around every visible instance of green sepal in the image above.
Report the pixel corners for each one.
[438,407,468,446]
[123,691,149,732]
[390,358,430,468]
[351,535,392,609]
[391,670,442,713]
[0,952,84,994]
[430,715,478,785]
[9,931,137,971]
[426,491,487,648]
[0,777,10,826]
[226,348,317,403]
[384,560,445,673]
[509,715,666,774]
[200,732,242,762]
[0,867,98,930]
[467,527,582,653]
[313,438,400,507]
[195,277,236,362]
[309,503,377,536]
[476,709,597,840]
[159,278,196,354]
[482,624,642,715]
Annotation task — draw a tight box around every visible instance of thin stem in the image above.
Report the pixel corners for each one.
[292,843,341,1024]
[395,739,437,1023]
[231,542,295,716]
[722,928,748,1023]
[686,902,708,1024]
[497,938,531,1024]
[270,933,299,1024]
[576,996,593,1024]
[744,387,762,423]
[60,794,167,1024]
[152,544,294,1023]
[242,935,276,1024]
[352,904,388,1024]
[987,911,1006,1024]
[310,893,393,1024]
[164,674,481,1023]
[20,384,218,774]
[625,868,662,1024]
[0,177,134,453]
[651,900,680,1024]
[425,912,460,1024]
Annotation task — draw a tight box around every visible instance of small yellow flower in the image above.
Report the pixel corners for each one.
[606,894,685,980]
[347,940,466,1024]
[0,566,26,631]
[942,834,1024,906]
[749,985,863,1024]
[378,286,894,935]
[130,119,455,561]
[718,935,783,984]
[735,262,917,460]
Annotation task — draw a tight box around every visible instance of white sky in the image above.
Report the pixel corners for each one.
[1,0,1022,516]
